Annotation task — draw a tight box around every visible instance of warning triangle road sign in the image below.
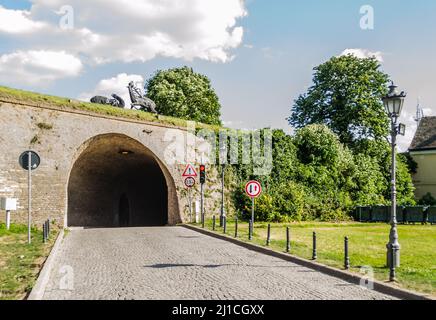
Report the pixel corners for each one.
[182,164,198,177]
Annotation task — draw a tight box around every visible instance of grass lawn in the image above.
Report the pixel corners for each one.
[195,219,436,297]
[0,223,57,300]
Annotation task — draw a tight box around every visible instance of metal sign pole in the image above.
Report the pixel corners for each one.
[251,196,254,232]
[188,187,193,223]
[200,156,204,228]
[27,151,31,244]
[200,182,204,228]
[245,180,261,238]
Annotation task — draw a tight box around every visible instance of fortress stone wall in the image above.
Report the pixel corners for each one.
[0,95,223,227]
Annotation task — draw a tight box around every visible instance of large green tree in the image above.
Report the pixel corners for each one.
[288,55,390,146]
[146,66,222,125]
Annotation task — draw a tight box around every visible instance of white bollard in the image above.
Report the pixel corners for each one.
[6,210,10,230]
[1,198,17,230]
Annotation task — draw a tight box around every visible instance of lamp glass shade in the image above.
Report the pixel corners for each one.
[384,97,405,117]
[383,85,406,117]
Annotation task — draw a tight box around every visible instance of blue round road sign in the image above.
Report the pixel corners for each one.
[19,151,40,170]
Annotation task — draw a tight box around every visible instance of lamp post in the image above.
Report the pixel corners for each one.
[219,143,226,227]
[382,81,406,282]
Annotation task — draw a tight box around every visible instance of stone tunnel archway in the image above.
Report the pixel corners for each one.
[67,133,177,227]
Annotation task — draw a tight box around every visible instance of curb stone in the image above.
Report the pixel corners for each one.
[27,228,65,300]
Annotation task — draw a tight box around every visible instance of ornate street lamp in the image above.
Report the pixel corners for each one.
[382,82,406,281]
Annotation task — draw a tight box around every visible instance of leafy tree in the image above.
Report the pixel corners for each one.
[292,124,355,220]
[270,129,298,183]
[350,153,387,205]
[294,124,343,166]
[288,55,390,146]
[395,158,416,205]
[418,193,436,206]
[146,66,222,125]
[400,152,418,175]
[353,139,415,205]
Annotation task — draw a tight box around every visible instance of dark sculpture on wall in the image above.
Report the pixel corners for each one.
[88,81,158,114]
[90,94,125,108]
[127,81,158,114]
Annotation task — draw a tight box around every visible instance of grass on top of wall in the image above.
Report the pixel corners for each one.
[0,86,222,132]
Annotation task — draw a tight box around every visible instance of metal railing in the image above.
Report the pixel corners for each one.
[353,206,436,224]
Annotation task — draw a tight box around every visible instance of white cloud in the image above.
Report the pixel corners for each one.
[0,50,83,86]
[78,73,144,108]
[340,48,383,62]
[397,108,418,152]
[222,120,244,127]
[422,107,433,116]
[0,6,46,34]
[1,0,247,65]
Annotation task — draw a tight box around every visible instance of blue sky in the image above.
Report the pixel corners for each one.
[1,0,435,150]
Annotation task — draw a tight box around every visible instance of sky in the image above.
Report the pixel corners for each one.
[0,0,435,151]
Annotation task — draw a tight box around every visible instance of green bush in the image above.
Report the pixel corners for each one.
[271,181,307,221]
[254,194,277,222]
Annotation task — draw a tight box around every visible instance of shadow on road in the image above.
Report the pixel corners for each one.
[177,236,201,239]
[144,263,301,269]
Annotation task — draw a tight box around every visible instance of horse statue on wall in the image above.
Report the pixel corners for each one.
[90,94,125,108]
[127,81,158,114]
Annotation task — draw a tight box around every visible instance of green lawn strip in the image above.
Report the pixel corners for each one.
[194,220,436,296]
[0,223,57,300]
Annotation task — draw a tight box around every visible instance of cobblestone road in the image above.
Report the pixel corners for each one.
[42,227,396,300]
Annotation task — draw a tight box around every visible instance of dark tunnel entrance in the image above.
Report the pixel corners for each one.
[119,194,130,227]
[67,134,168,227]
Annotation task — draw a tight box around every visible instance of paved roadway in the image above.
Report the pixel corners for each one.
[42,226,396,300]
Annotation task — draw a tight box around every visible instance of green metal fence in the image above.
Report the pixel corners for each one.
[428,207,436,224]
[353,206,436,224]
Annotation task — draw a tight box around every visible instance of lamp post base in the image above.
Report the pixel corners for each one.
[219,210,226,228]
[386,243,400,268]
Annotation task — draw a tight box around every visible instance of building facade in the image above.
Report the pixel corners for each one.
[409,116,436,200]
